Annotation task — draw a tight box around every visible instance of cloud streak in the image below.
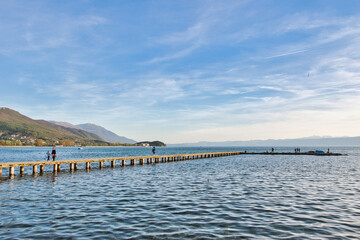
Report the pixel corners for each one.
[1,1,360,142]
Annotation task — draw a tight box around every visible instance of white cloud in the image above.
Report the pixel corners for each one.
[145,44,202,64]
[117,77,186,104]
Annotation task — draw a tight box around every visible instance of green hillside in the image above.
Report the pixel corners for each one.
[0,107,106,146]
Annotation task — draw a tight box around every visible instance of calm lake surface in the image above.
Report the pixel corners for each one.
[0,146,359,239]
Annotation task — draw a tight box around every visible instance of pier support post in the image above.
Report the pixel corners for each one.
[131,159,135,166]
[20,166,24,175]
[40,165,44,174]
[74,163,78,170]
[111,160,115,168]
[121,160,125,166]
[57,164,61,172]
[140,159,144,165]
[0,167,2,177]
[155,158,159,163]
[53,164,57,173]
[86,162,90,170]
[9,167,14,176]
[70,163,73,171]
[33,165,37,175]
[99,161,104,169]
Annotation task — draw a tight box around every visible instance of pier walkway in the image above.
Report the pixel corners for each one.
[0,151,241,177]
[0,151,344,177]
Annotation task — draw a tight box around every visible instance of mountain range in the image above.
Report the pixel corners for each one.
[2,107,358,147]
[50,121,136,144]
[169,136,360,147]
[0,107,136,145]
[0,107,105,145]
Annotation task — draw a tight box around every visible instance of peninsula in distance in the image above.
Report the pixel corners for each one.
[0,107,165,147]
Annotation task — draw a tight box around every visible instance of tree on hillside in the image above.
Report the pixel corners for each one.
[60,139,75,146]
[36,139,45,146]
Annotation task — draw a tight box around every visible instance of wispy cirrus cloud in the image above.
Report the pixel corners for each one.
[2,1,360,143]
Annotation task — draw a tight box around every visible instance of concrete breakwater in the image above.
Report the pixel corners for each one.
[242,152,344,156]
[0,150,344,178]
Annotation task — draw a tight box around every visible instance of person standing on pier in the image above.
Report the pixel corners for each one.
[47,151,51,161]
[152,146,156,155]
[52,146,57,161]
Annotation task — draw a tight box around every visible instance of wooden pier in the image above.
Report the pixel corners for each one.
[0,150,344,178]
[0,151,241,177]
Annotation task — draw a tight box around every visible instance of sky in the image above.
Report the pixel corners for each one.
[1,0,360,144]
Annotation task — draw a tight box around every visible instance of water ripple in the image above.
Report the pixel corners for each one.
[1,147,360,239]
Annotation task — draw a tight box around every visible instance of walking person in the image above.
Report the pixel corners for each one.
[47,150,51,161]
[152,146,156,155]
[52,146,57,161]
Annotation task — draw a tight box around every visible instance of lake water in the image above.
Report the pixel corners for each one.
[0,146,359,239]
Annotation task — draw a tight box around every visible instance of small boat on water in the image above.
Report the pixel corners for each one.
[307,150,326,154]
[78,147,83,150]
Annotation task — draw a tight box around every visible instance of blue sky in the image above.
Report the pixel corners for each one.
[1,0,360,143]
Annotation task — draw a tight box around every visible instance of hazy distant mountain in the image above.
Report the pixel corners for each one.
[76,123,137,144]
[49,121,82,130]
[0,107,105,144]
[169,136,360,147]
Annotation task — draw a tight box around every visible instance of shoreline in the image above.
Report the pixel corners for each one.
[0,145,161,148]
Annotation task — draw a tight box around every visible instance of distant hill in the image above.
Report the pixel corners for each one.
[169,136,360,147]
[49,121,82,130]
[136,141,166,147]
[0,107,106,145]
[50,121,136,144]
[76,123,136,144]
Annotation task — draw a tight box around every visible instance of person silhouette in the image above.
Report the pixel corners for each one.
[47,150,51,161]
[152,147,156,155]
[52,146,57,161]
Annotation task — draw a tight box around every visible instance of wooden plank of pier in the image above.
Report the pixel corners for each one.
[0,151,344,177]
